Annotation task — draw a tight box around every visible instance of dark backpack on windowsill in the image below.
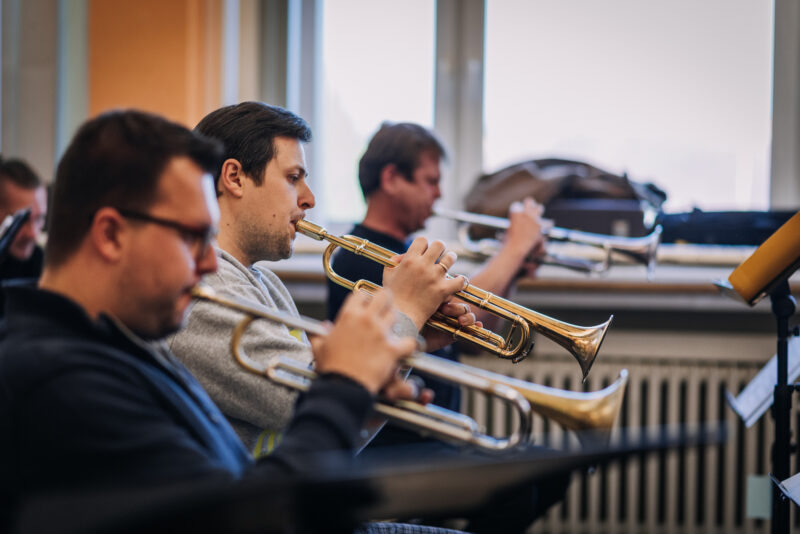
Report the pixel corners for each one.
[464,158,666,237]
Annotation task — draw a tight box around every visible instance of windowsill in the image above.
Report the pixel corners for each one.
[260,238,798,320]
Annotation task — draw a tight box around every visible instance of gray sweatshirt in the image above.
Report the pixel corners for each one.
[168,248,417,457]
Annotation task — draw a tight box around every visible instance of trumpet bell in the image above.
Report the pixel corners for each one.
[519,369,628,439]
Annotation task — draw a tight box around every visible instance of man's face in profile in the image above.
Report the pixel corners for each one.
[0,181,47,261]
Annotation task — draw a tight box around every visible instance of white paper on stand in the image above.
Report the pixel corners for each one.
[726,336,800,428]
[776,471,800,507]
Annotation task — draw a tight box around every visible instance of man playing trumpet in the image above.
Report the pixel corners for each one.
[327,122,547,447]
[323,122,573,533]
[167,102,476,457]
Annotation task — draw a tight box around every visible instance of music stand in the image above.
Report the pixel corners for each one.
[772,472,800,508]
[12,425,724,534]
[726,336,800,428]
[714,210,800,534]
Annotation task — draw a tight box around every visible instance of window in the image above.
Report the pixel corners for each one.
[484,0,774,212]
[318,0,436,223]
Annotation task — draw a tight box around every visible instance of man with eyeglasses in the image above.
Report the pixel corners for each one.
[167,102,475,458]
[0,109,448,533]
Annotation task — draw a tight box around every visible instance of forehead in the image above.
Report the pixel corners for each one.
[153,157,214,218]
[0,180,39,212]
[412,150,441,178]
[270,136,306,166]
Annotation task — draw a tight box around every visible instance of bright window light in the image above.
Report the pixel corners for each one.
[484,0,774,212]
[318,0,436,223]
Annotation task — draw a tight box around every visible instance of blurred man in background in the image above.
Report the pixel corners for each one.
[0,157,47,316]
[328,122,545,447]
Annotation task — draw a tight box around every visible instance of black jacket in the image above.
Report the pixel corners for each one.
[327,224,461,447]
[0,245,43,319]
[0,285,373,530]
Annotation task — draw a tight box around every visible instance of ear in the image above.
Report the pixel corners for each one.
[89,207,126,263]
[379,164,401,195]
[218,158,246,198]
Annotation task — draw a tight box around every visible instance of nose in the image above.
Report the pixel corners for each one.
[298,180,315,210]
[196,242,218,276]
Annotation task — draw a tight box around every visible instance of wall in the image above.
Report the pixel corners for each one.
[88,0,222,127]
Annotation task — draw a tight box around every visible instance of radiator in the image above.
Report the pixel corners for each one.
[462,351,797,534]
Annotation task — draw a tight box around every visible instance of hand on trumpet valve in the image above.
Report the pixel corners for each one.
[421,297,481,351]
[313,289,417,395]
[382,237,468,331]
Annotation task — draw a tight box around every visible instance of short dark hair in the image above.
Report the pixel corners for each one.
[0,156,42,190]
[45,109,223,267]
[194,101,312,190]
[358,122,447,198]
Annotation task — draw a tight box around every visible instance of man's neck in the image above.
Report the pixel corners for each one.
[361,199,409,242]
[215,229,252,267]
[38,261,107,320]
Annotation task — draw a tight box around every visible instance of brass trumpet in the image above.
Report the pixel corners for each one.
[190,284,629,451]
[434,206,662,280]
[296,219,612,380]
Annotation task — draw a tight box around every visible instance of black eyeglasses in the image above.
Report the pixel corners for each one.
[117,209,217,262]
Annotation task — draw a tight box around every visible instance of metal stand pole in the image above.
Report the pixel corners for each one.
[771,280,795,534]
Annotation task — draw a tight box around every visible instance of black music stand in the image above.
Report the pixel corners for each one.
[12,425,723,534]
[715,210,800,534]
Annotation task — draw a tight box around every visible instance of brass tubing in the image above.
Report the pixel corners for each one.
[190,284,629,451]
[297,219,611,379]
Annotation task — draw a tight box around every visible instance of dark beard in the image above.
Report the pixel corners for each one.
[242,227,292,263]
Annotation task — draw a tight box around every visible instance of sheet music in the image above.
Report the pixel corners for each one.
[778,472,800,507]
[726,336,800,428]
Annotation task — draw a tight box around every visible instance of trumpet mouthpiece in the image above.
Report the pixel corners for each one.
[295,219,326,240]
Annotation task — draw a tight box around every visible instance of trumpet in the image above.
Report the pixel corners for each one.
[434,206,662,280]
[190,284,629,452]
[296,219,612,380]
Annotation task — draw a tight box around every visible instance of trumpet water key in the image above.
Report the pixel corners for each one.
[296,219,612,380]
[190,284,629,451]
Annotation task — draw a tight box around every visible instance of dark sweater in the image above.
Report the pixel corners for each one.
[0,285,373,528]
[326,224,461,447]
[0,246,43,319]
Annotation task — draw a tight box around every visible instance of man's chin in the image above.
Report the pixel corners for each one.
[138,319,183,341]
[273,241,294,261]
[138,304,191,340]
[10,245,34,262]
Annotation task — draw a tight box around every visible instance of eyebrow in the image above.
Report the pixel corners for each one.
[287,165,308,178]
